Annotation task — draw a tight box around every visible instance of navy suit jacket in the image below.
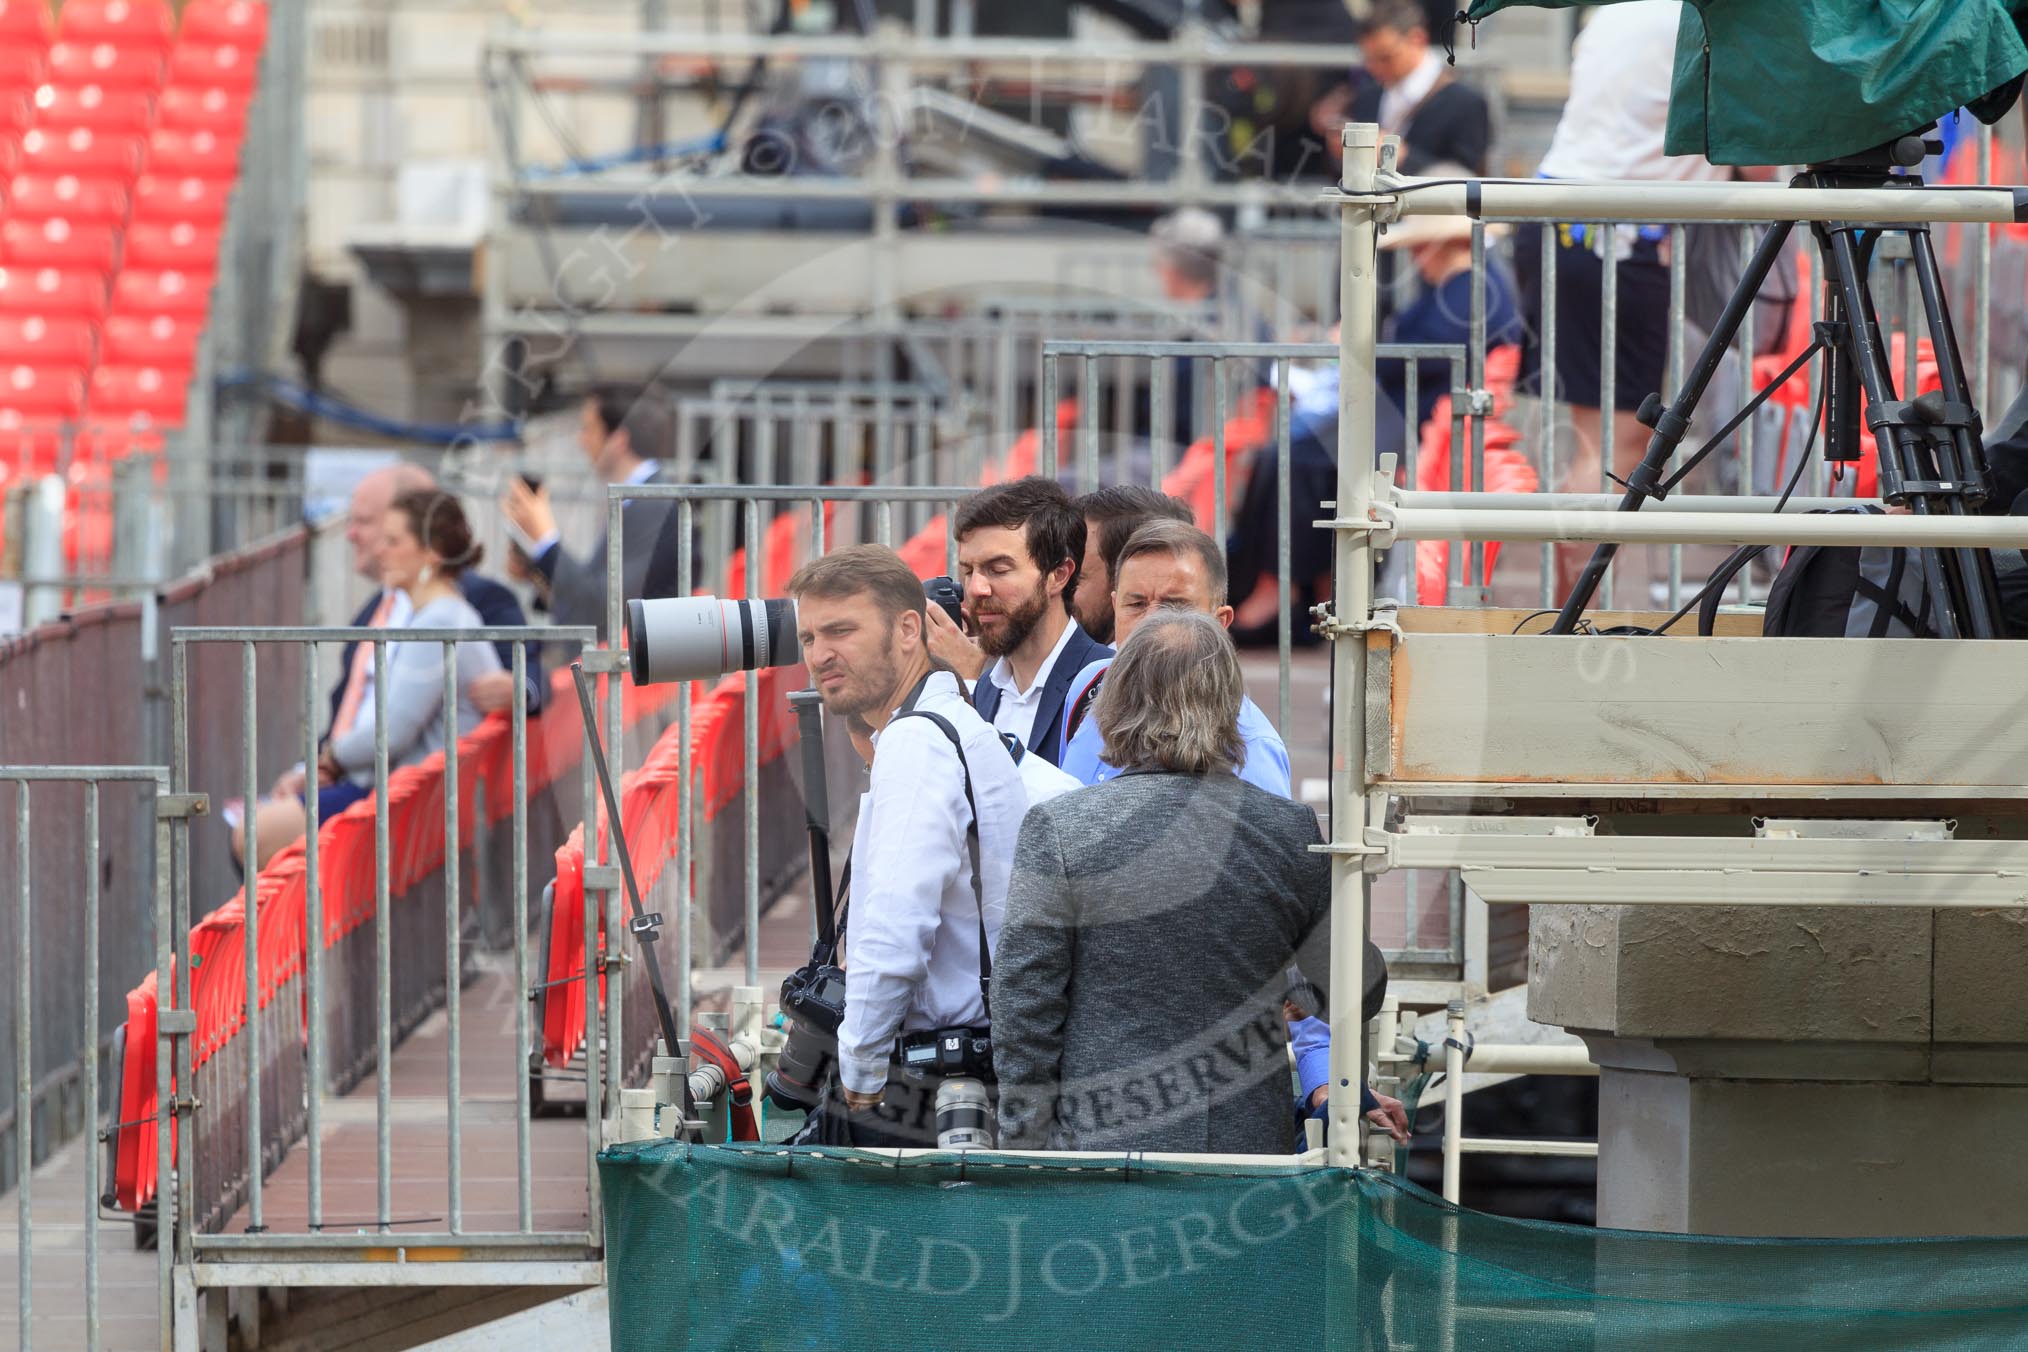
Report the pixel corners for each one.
[970,620,1110,768]
[330,574,547,735]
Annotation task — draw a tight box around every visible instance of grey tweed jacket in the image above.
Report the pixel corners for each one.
[992,770,1337,1155]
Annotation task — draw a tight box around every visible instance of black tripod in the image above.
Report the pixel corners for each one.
[1549,133,2007,639]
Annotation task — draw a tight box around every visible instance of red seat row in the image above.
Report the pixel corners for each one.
[0,125,239,178]
[0,41,261,95]
[0,265,214,317]
[1,217,219,270]
[0,172,232,226]
[0,362,190,421]
[0,0,266,47]
[2,84,252,137]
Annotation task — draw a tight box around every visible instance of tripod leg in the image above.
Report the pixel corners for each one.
[1822,226,1963,637]
[1909,230,2006,637]
[1549,219,1796,633]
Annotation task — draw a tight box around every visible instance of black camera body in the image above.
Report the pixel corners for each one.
[923,575,965,629]
[898,1026,994,1081]
[763,960,848,1113]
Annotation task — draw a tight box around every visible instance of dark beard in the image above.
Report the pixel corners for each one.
[974,582,1048,658]
[1082,605,1114,647]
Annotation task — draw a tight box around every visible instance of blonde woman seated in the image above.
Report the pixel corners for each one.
[236,489,502,870]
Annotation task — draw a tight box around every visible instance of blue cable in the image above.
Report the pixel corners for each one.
[520,132,727,179]
[219,371,521,446]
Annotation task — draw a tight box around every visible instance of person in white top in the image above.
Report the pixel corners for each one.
[789,544,1029,1146]
[1519,1,1743,600]
[925,476,1112,768]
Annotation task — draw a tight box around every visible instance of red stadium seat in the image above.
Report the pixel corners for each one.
[0,0,53,43]
[180,0,267,51]
[110,267,211,317]
[1,217,121,270]
[0,44,49,89]
[119,220,217,271]
[89,362,189,424]
[155,84,246,134]
[20,126,146,177]
[129,172,224,225]
[0,314,96,367]
[33,83,156,133]
[167,42,257,91]
[0,266,109,319]
[0,92,31,135]
[58,0,175,51]
[100,311,195,365]
[144,127,237,179]
[6,172,131,223]
[0,362,88,418]
[47,41,165,91]
[0,134,20,178]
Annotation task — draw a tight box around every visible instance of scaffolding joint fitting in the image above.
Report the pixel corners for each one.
[156,793,208,819]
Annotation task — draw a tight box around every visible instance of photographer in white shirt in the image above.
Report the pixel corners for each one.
[788,545,1027,1146]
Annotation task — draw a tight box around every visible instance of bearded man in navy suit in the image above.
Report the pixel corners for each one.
[923,476,1110,768]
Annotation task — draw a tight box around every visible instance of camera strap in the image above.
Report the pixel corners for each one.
[887,694,992,1021]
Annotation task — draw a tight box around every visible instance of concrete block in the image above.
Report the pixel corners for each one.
[1597,1073,2028,1237]
[1526,903,1618,1031]
[1530,904,1932,1043]
[1933,908,2028,1041]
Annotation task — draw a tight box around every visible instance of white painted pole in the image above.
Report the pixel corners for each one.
[1442,1002,1466,1205]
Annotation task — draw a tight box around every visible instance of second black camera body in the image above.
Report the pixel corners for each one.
[763,960,848,1113]
[898,1026,994,1081]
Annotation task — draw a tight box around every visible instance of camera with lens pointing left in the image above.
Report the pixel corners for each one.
[628,577,967,685]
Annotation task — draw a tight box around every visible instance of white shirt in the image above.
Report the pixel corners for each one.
[1378,50,1445,136]
[985,617,1077,747]
[837,671,1027,1094]
[1537,2,1728,184]
[1014,742,1081,807]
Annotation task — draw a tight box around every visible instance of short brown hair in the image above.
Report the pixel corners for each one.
[1112,519,1228,607]
[786,544,927,629]
[1074,484,1194,581]
[389,488,483,577]
[1361,0,1427,38]
[954,476,1084,614]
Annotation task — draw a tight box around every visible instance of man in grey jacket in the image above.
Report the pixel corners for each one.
[994,611,1386,1155]
[501,388,687,638]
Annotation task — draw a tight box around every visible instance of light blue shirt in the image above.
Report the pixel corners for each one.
[1055,657,1292,796]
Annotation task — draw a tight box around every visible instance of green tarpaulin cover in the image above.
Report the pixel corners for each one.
[1462,0,2028,166]
[603,1141,2028,1351]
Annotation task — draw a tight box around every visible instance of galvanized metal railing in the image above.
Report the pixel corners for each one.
[3,766,178,1352]
[160,623,604,1334]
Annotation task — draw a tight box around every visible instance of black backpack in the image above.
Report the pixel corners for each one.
[1761,507,1941,638]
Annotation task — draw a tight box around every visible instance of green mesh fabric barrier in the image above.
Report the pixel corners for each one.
[601,1142,2028,1351]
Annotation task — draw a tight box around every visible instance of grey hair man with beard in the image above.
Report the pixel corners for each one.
[925,476,1111,767]
[785,544,1028,1147]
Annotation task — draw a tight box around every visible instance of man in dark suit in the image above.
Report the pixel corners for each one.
[923,476,1109,768]
[1313,0,1491,176]
[500,388,688,640]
